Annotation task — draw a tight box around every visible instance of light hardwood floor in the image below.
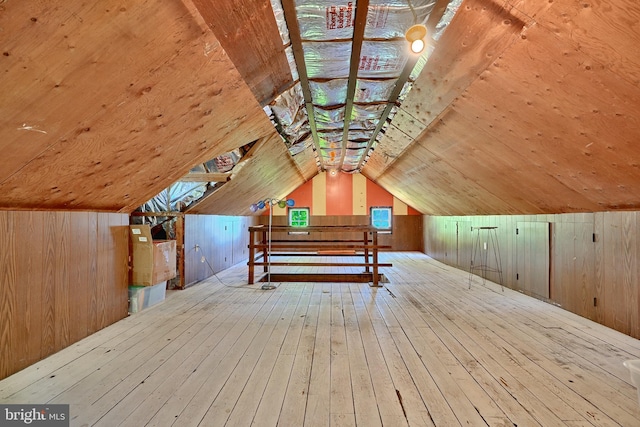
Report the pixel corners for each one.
[1,252,640,426]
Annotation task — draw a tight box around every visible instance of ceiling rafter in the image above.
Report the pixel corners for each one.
[338,0,370,172]
[280,0,324,172]
[272,0,454,174]
[178,172,232,183]
[178,138,265,185]
[355,0,455,172]
[356,52,422,171]
[178,136,270,212]
[425,0,455,36]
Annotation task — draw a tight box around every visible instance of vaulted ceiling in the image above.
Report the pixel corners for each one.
[1,0,639,216]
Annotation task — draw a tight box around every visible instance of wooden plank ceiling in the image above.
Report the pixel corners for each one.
[0,0,295,213]
[366,0,640,215]
[1,0,639,216]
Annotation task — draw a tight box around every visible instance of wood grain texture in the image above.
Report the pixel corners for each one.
[54,212,70,352]
[577,222,596,320]
[603,212,638,336]
[522,222,549,299]
[191,0,293,105]
[2,0,640,219]
[186,134,306,215]
[88,213,100,335]
[370,7,640,214]
[594,211,605,325]
[109,215,129,324]
[405,0,529,125]
[0,0,276,212]
[374,123,415,164]
[366,141,520,216]
[392,215,424,251]
[551,222,574,309]
[261,215,422,251]
[462,24,640,208]
[184,214,259,286]
[19,213,45,366]
[365,0,640,215]
[2,254,640,425]
[11,214,30,371]
[96,213,110,331]
[425,211,640,339]
[42,212,57,357]
[536,0,640,85]
[70,212,91,343]
[0,213,17,379]
[291,145,320,181]
[0,211,128,380]
[428,105,600,212]
[360,151,390,182]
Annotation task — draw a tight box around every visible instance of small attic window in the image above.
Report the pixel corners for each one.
[370,206,392,232]
[289,207,309,227]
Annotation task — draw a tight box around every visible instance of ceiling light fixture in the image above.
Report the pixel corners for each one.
[405,24,427,54]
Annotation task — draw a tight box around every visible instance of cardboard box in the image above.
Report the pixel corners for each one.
[130,225,176,286]
[152,240,177,284]
[130,225,154,286]
[129,281,166,313]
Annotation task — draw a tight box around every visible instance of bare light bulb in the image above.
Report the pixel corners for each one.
[411,38,425,54]
[405,24,427,55]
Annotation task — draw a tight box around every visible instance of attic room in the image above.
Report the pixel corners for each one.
[2,0,640,425]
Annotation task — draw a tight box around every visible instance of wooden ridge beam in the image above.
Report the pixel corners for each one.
[178,172,231,183]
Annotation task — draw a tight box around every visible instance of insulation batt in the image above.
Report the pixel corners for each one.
[264,0,462,173]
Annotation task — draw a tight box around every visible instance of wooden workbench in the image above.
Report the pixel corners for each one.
[247,225,392,286]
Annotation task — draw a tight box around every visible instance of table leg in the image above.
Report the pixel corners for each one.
[363,231,370,273]
[248,229,255,284]
[372,231,379,286]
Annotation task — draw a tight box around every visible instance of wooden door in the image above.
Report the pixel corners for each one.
[551,222,596,319]
[516,222,550,299]
[221,220,234,270]
[442,221,458,266]
[231,219,248,265]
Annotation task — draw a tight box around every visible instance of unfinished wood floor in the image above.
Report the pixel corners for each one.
[1,252,640,427]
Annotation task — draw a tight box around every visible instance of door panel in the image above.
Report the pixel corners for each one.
[516,222,550,299]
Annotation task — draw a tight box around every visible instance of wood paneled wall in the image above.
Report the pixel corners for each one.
[424,212,640,338]
[0,211,128,380]
[262,215,423,251]
[184,215,259,286]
